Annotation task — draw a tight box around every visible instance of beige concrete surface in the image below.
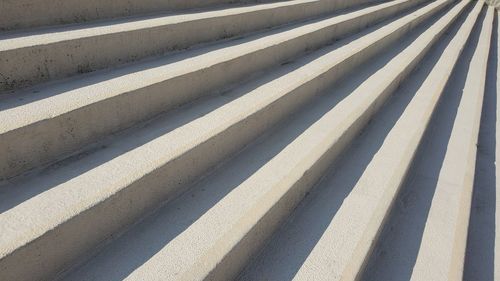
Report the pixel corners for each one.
[0,0,403,91]
[62,4,454,280]
[287,2,481,279]
[0,0,434,181]
[238,1,474,280]
[0,0,497,280]
[0,3,440,280]
[0,0,300,31]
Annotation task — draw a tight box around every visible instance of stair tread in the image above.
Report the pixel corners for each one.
[0,0,288,31]
[0,0,402,94]
[361,4,493,280]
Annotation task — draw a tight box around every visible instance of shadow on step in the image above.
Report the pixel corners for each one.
[360,7,485,281]
[0,5,392,212]
[463,12,498,281]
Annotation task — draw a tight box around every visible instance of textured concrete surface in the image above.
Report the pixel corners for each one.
[0,0,427,181]
[0,0,295,31]
[0,0,497,281]
[0,0,398,91]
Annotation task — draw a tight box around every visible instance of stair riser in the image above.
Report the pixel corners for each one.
[0,0,399,92]
[0,0,426,180]
[0,0,294,31]
[0,4,445,281]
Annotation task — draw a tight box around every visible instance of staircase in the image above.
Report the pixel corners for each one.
[0,0,497,280]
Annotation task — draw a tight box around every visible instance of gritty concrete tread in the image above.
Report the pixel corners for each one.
[61,5,455,279]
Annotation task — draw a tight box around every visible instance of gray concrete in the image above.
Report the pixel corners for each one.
[361,4,492,281]
[61,4,453,280]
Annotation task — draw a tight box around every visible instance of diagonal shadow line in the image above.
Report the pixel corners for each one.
[360,4,486,281]
[463,9,498,281]
[0,0,295,40]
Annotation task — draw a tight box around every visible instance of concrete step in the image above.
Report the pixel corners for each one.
[60,3,460,281]
[0,0,404,91]
[0,0,304,31]
[0,0,438,181]
[237,1,482,280]
[0,2,447,281]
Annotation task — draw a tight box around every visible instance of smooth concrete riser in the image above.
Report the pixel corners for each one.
[0,0,393,92]
[0,3,446,281]
[0,0,434,181]
[0,0,289,31]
